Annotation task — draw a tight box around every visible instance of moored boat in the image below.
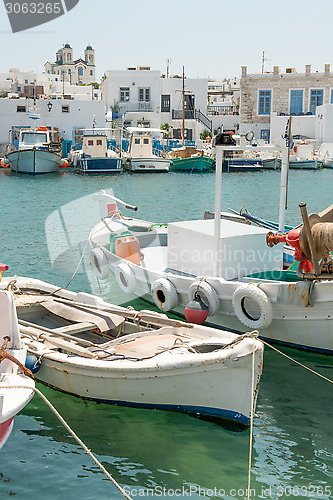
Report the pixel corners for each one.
[1,276,263,428]
[89,190,333,355]
[74,129,122,174]
[6,127,63,174]
[123,128,170,173]
[0,265,35,449]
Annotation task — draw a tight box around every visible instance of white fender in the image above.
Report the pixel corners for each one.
[90,247,110,280]
[151,277,178,312]
[115,262,136,294]
[232,284,273,329]
[188,280,220,316]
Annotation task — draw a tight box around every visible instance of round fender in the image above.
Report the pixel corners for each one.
[151,277,178,312]
[188,280,220,316]
[90,247,110,280]
[232,285,273,329]
[115,262,136,294]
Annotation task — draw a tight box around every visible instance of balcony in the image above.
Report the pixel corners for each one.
[207,105,239,116]
[119,101,154,113]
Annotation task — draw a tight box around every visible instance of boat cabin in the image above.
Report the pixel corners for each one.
[82,134,108,158]
[19,127,51,151]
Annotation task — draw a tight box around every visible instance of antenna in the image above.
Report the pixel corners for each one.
[261,51,271,73]
[166,58,171,78]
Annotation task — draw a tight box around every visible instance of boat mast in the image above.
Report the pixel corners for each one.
[181,66,185,147]
[278,116,291,233]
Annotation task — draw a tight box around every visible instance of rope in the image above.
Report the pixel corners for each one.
[261,340,333,384]
[50,238,90,296]
[0,384,133,500]
[0,337,34,380]
[247,339,256,500]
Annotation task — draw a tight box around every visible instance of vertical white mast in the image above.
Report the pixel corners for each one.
[278,117,291,233]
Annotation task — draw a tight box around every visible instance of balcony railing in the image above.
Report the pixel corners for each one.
[119,101,154,113]
[207,105,239,116]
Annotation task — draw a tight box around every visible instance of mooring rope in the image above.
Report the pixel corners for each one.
[0,384,133,500]
[247,339,256,500]
[261,340,333,385]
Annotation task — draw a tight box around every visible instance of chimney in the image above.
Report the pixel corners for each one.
[325,64,330,75]
[241,66,247,77]
[273,66,279,75]
[305,65,311,75]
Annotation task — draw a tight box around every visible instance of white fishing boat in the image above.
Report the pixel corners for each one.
[318,142,333,168]
[0,265,35,449]
[72,129,122,174]
[6,127,63,175]
[123,128,170,173]
[0,276,263,428]
[88,132,333,355]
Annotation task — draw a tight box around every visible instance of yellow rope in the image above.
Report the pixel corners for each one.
[262,340,333,384]
[0,384,133,500]
[247,340,256,500]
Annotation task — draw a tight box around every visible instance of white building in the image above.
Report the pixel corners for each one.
[101,67,211,143]
[0,97,105,145]
[44,43,96,85]
[0,68,100,100]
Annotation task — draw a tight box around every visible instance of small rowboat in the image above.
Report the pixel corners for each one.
[1,276,263,429]
[0,264,35,449]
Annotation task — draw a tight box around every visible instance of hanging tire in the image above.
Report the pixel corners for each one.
[151,277,178,312]
[188,280,220,316]
[115,262,136,294]
[90,247,110,280]
[232,284,273,329]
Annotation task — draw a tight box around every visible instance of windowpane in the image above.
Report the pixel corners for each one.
[310,89,323,114]
[290,90,303,114]
[120,87,130,102]
[139,88,150,102]
[258,90,271,115]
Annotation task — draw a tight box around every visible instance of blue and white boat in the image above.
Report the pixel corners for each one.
[7,127,63,175]
[74,130,122,174]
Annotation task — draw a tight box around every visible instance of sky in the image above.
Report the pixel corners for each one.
[1,0,333,81]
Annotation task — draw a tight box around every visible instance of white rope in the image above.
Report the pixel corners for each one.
[247,340,255,500]
[1,384,132,500]
[261,340,333,385]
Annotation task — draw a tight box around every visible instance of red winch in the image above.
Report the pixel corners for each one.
[266,228,314,273]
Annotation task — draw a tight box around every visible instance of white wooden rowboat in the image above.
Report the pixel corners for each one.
[0,276,263,429]
[0,284,35,449]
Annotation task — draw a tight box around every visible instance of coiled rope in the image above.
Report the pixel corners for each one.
[0,384,132,500]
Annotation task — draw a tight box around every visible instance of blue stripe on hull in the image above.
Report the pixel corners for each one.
[77,157,122,173]
[35,379,250,428]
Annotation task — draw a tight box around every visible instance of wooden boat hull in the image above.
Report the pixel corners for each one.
[170,156,215,172]
[1,277,263,428]
[277,158,322,170]
[222,159,262,172]
[76,157,122,174]
[7,149,61,174]
[124,158,170,173]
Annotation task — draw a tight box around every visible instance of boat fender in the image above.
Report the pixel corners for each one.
[59,159,69,168]
[188,280,220,316]
[232,284,273,329]
[151,277,178,312]
[73,155,78,168]
[115,262,136,294]
[293,145,297,153]
[90,247,110,280]
[25,355,41,374]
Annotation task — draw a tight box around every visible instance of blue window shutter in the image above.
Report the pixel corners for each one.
[258,90,271,115]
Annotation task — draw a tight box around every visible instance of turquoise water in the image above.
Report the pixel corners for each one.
[1,168,333,499]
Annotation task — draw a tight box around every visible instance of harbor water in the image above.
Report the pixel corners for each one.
[0,168,332,499]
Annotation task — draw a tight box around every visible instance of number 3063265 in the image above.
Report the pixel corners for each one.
[5,3,62,14]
